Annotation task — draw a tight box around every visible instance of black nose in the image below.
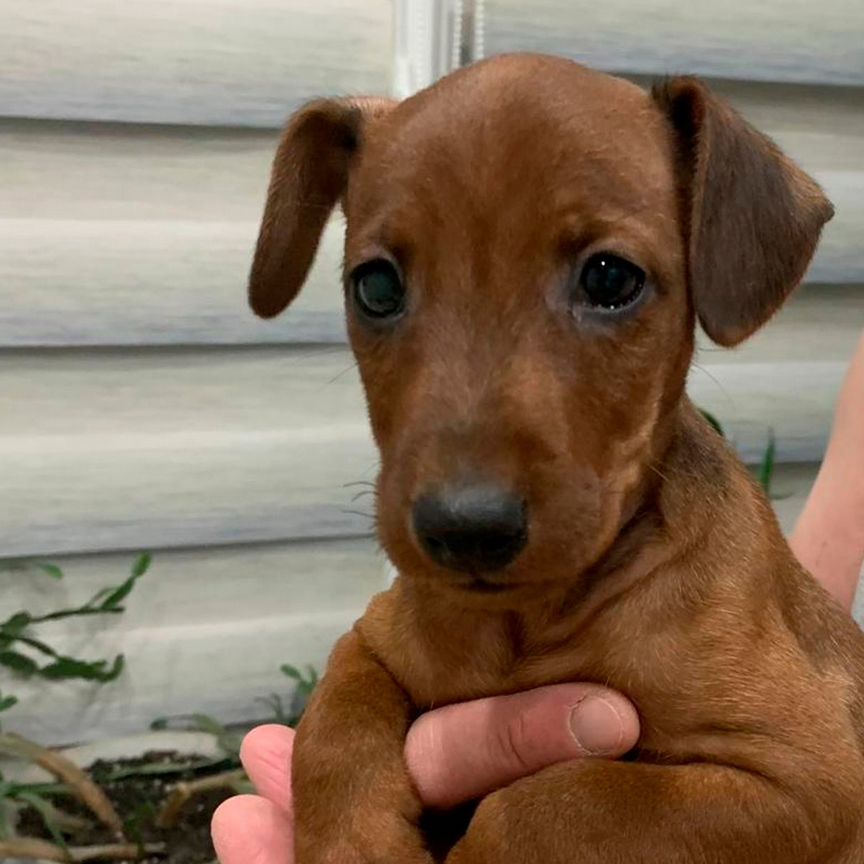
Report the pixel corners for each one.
[412,485,528,573]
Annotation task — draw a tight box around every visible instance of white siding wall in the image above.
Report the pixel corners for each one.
[1,0,861,745]
[0,0,392,746]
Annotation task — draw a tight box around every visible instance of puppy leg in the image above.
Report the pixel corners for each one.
[445,759,856,864]
[293,630,433,864]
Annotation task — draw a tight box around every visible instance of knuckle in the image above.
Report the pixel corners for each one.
[492,710,534,775]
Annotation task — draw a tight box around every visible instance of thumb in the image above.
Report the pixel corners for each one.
[405,684,639,809]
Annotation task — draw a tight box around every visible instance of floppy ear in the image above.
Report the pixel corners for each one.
[653,78,833,346]
[249,97,395,319]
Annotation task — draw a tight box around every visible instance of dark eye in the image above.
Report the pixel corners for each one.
[578,253,646,310]
[350,260,405,320]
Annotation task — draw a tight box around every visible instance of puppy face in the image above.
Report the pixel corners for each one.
[250,54,831,605]
[344,59,689,600]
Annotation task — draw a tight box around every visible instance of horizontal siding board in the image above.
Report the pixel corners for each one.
[688,361,845,463]
[809,172,864,285]
[0,346,377,557]
[695,284,864,365]
[484,0,864,86]
[1,539,385,641]
[0,120,277,222]
[691,285,862,462]
[0,346,368,439]
[0,430,377,558]
[0,218,347,346]
[0,0,391,127]
[1,100,862,346]
[698,80,864,165]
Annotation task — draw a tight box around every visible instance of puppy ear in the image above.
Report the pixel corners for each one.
[653,78,833,346]
[249,97,395,319]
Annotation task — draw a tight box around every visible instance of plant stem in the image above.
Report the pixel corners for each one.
[156,768,246,829]
[0,838,164,862]
[30,608,122,625]
[0,733,124,839]
[10,634,60,657]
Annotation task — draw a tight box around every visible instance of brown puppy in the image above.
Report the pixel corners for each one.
[249,54,864,863]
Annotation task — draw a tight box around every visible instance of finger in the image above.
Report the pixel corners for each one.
[239,724,295,814]
[211,794,293,864]
[405,683,640,809]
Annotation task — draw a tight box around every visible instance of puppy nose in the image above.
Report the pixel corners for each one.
[412,485,528,573]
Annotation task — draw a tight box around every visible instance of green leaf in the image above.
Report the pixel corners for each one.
[188,713,229,738]
[17,791,70,850]
[188,714,243,756]
[131,552,152,578]
[37,564,64,580]
[29,605,121,625]
[0,651,39,676]
[281,663,318,727]
[148,713,242,756]
[11,635,60,658]
[1,612,32,638]
[2,781,71,797]
[103,754,231,781]
[99,554,150,611]
[0,694,18,713]
[0,799,13,840]
[281,664,318,697]
[758,430,776,496]
[698,408,725,437]
[78,553,151,612]
[255,693,287,722]
[98,579,135,611]
[85,586,115,607]
[280,664,301,681]
[230,776,255,795]
[39,654,125,682]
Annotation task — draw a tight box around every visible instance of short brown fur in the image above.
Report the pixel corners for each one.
[250,54,864,863]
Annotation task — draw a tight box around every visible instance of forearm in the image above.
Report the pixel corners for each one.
[790,331,864,612]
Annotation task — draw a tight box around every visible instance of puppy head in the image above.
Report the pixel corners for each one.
[251,54,832,605]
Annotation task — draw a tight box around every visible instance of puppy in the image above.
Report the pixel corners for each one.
[249,53,864,863]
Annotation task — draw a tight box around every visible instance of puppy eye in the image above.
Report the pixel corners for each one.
[577,253,646,310]
[350,260,406,320]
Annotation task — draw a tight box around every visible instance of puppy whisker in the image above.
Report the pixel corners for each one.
[328,361,359,385]
[340,508,378,523]
[689,361,733,408]
[647,463,673,485]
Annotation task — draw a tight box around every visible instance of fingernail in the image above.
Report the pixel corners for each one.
[569,696,625,755]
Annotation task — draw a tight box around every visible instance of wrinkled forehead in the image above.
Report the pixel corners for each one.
[348,59,680,250]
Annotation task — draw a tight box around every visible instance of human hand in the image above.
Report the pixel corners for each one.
[211,684,639,863]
